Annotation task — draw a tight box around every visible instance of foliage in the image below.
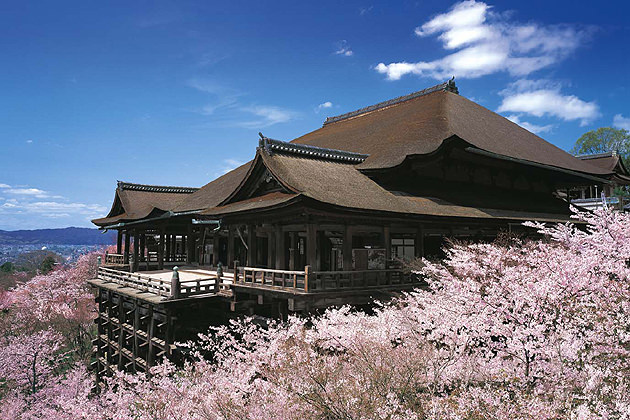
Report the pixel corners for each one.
[1,210,629,419]
[571,126,630,165]
[13,250,64,274]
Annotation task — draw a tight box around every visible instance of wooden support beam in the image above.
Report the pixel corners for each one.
[306,223,317,270]
[289,232,297,271]
[343,225,353,271]
[158,230,165,270]
[124,231,131,265]
[132,231,140,272]
[275,225,285,270]
[268,231,275,269]
[139,233,146,263]
[227,227,235,267]
[247,224,257,267]
[383,225,391,267]
[147,306,155,369]
[117,230,123,254]
[212,233,220,266]
[415,225,425,259]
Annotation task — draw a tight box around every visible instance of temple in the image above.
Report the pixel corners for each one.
[88,79,622,375]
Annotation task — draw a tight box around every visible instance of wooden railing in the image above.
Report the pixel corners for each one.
[235,266,418,293]
[97,266,232,299]
[237,267,308,290]
[104,253,124,265]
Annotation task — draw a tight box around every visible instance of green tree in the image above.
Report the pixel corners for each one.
[571,127,630,165]
[0,262,14,273]
[39,256,58,274]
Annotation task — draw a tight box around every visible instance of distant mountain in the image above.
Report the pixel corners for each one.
[0,227,116,245]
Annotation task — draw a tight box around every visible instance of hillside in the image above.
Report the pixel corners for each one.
[0,227,116,245]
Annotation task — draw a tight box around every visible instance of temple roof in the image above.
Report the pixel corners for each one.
[94,80,618,227]
[92,181,198,226]
[577,151,629,175]
[291,82,611,175]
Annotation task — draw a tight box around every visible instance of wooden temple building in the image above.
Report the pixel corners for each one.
[88,79,619,375]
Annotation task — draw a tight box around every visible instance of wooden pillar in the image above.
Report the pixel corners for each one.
[212,233,220,266]
[116,230,123,254]
[268,230,275,269]
[227,227,235,266]
[415,225,425,259]
[383,225,391,268]
[247,224,257,266]
[306,223,317,270]
[124,231,131,264]
[289,232,297,271]
[139,233,145,262]
[158,229,165,270]
[132,230,139,272]
[171,235,177,260]
[343,225,353,271]
[165,234,171,263]
[186,225,194,264]
[275,225,285,270]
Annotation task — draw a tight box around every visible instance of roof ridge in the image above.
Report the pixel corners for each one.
[117,181,199,194]
[576,151,617,160]
[259,136,368,163]
[322,78,458,126]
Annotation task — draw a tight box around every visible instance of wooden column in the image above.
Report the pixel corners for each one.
[383,225,391,267]
[116,230,123,254]
[158,229,165,270]
[227,227,235,266]
[165,234,171,263]
[268,230,275,269]
[186,226,194,264]
[132,230,139,272]
[306,223,317,270]
[123,231,131,264]
[139,233,145,262]
[171,235,177,260]
[247,224,257,266]
[289,232,297,271]
[212,233,220,266]
[415,225,425,259]
[275,225,285,270]
[343,225,353,271]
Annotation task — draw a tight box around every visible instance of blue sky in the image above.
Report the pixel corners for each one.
[1,0,628,230]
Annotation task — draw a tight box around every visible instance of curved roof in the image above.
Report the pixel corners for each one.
[92,182,198,226]
[292,88,611,175]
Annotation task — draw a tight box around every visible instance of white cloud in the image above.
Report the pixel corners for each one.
[613,114,630,131]
[376,0,590,80]
[316,101,333,113]
[498,81,599,126]
[239,106,297,128]
[0,184,106,223]
[506,115,553,135]
[334,40,353,57]
[26,139,33,144]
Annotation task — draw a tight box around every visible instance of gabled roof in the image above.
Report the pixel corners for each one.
[92,181,198,227]
[577,151,629,175]
[291,82,611,175]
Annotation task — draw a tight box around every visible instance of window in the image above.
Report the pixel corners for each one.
[392,237,415,261]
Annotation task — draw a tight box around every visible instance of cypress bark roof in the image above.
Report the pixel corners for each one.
[292,85,610,175]
[92,181,198,226]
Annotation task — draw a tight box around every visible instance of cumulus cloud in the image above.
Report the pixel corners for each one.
[334,40,353,57]
[613,114,630,131]
[376,0,590,80]
[498,80,599,126]
[316,101,333,113]
[505,115,553,135]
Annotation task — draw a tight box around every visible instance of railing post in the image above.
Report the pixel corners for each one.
[233,260,239,284]
[97,256,102,267]
[215,262,223,293]
[304,265,311,292]
[170,266,180,299]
